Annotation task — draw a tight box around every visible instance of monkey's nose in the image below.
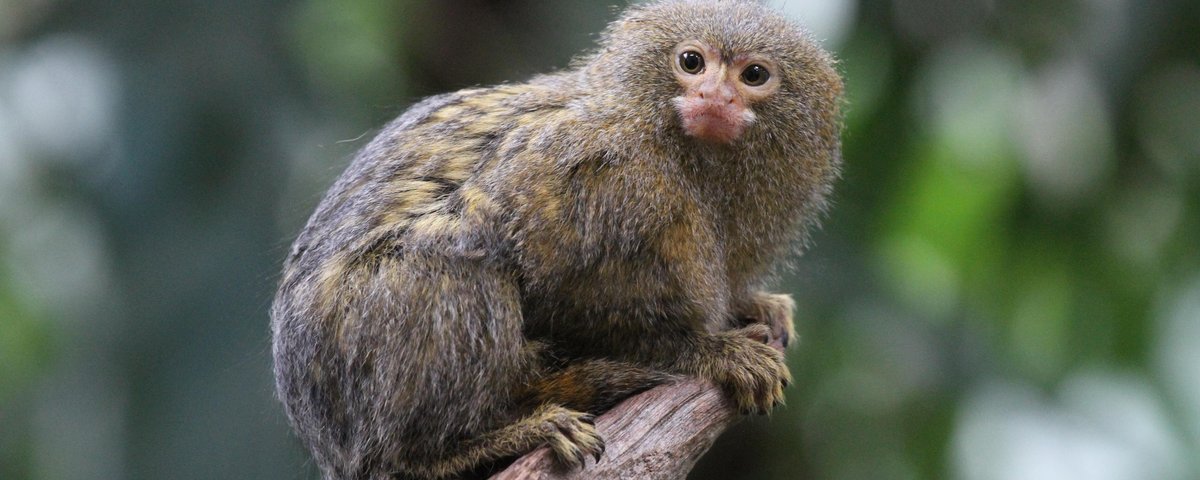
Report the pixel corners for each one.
[696,83,737,105]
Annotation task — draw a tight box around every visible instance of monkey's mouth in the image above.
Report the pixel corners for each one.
[673,96,756,144]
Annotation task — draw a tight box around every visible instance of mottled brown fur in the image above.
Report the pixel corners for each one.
[271,1,842,479]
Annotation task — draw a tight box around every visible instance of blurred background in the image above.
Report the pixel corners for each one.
[0,0,1197,478]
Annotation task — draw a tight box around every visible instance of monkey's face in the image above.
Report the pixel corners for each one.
[669,40,780,144]
[594,0,841,158]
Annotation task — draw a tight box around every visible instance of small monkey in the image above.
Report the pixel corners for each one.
[271,1,843,479]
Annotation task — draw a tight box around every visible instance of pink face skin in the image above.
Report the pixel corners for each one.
[672,41,781,144]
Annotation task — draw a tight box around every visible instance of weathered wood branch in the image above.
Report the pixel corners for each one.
[492,338,785,480]
[491,379,737,480]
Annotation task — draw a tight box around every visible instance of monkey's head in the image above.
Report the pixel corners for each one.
[585,0,842,153]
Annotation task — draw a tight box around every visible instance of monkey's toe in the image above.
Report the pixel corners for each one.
[739,323,772,344]
[537,406,606,470]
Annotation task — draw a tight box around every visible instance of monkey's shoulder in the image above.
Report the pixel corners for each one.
[283,83,576,274]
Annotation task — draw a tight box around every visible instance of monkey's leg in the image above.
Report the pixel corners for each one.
[527,359,675,413]
[399,403,605,479]
[322,252,611,479]
[402,360,673,477]
[404,360,671,477]
[735,292,796,348]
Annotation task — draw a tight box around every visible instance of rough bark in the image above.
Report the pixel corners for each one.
[490,379,738,480]
[492,337,786,480]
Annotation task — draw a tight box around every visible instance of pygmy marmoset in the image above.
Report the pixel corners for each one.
[271,1,843,478]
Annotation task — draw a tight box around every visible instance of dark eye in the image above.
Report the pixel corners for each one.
[678,51,705,74]
[741,64,770,86]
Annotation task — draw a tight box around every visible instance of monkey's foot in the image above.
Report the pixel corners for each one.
[709,324,791,415]
[533,405,606,470]
[738,292,797,349]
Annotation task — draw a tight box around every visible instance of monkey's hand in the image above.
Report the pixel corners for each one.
[701,324,791,415]
[737,292,797,349]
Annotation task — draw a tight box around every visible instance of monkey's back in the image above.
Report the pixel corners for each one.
[270,78,583,478]
[290,78,582,269]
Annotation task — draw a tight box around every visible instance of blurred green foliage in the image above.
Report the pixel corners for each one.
[0,0,1197,479]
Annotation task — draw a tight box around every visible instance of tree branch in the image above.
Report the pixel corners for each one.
[491,337,785,480]
[490,378,738,480]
